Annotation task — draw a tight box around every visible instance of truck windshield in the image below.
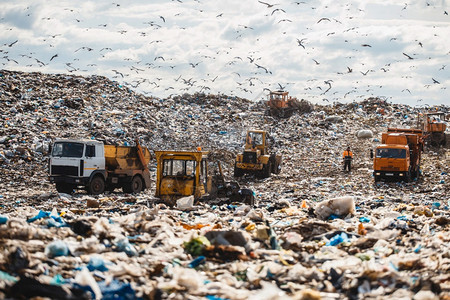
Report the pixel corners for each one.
[163,159,196,177]
[248,132,263,146]
[376,148,406,159]
[52,142,84,158]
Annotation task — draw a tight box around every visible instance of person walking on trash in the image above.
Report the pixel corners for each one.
[343,146,353,172]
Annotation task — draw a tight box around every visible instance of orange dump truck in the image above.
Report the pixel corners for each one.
[372,128,423,182]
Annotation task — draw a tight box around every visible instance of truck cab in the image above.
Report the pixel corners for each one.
[373,129,423,182]
[50,140,106,193]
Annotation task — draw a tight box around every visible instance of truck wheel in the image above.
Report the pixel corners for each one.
[405,172,411,183]
[56,183,74,194]
[123,176,143,194]
[234,164,244,177]
[87,176,105,195]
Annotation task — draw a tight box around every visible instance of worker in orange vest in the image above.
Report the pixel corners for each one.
[343,146,353,172]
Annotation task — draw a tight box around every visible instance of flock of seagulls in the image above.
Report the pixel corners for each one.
[0,0,448,105]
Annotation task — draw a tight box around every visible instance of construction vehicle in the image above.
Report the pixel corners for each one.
[49,139,151,195]
[154,150,254,205]
[234,130,282,178]
[372,128,423,182]
[266,90,301,118]
[418,112,447,147]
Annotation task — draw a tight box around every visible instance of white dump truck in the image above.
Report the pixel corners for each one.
[49,139,151,195]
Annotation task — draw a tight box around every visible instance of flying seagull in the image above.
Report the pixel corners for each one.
[403,52,414,60]
[258,1,279,8]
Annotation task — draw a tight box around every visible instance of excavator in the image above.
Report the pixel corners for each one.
[154,150,254,206]
[234,130,282,178]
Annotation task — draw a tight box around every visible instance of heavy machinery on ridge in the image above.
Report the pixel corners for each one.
[234,130,282,178]
[266,90,302,118]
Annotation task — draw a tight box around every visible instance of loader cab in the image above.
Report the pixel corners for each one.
[245,130,268,155]
[155,150,208,201]
[268,90,289,108]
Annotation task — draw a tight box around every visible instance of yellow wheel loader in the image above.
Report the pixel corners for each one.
[234,130,282,178]
[154,150,254,206]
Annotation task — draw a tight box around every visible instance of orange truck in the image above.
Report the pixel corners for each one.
[372,128,423,182]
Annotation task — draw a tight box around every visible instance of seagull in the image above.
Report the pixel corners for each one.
[312,59,320,65]
[255,63,271,73]
[317,17,330,23]
[258,1,279,8]
[432,78,440,84]
[361,44,372,47]
[112,69,124,78]
[75,46,93,52]
[50,54,58,61]
[7,40,18,47]
[271,8,285,15]
[189,62,201,68]
[160,16,165,22]
[296,38,306,49]
[347,67,353,73]
[403,52,414,60]
[323,80,333,94]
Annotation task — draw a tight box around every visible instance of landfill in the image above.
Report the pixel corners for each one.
[0,69,449,299]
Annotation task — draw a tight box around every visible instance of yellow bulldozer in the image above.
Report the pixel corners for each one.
[418,112,448,147]
[266,90,305,118]
[234,130,282,178]
[154,150,254,206]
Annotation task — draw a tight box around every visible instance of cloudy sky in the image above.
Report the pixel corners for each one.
[1,0,449,106]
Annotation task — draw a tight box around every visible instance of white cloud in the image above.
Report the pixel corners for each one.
[0,0,448,106]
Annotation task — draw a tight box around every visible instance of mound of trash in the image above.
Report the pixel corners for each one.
[0,69,449,299]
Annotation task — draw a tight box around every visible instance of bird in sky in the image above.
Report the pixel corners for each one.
[255,63,271,73]
[258,1,279,8]
[75,46,93,52]
[403,52,414,59]
[432,78,440,84]
[271,8,285,15]
[50,54,58,61]
[7,40,18,47]
[317,17,330,23]
[189,62,201,68]
[296,38,306,49]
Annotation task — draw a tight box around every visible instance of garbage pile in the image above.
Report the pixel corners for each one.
[0,69,449,299]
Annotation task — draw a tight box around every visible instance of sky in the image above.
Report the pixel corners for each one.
[0,0,449,106]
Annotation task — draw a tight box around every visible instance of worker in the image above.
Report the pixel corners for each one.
[343,146,353,172]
